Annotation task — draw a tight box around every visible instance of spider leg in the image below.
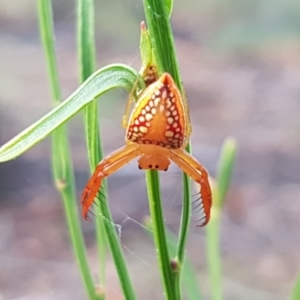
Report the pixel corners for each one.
[122,93,136,129]
[180,86,192,148]
[81,144,140,219]
[169,148,212,226]
[122,77,141,129]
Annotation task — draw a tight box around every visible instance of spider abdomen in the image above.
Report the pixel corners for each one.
[126,73,186,149]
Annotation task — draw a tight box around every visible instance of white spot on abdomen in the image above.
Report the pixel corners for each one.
[139,126,148,133]
[165,130,174,137]
[145,113,153,121]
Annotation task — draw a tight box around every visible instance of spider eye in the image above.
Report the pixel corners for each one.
[138,165,142,169]
[164,167,168,171]
[138,155,170,171]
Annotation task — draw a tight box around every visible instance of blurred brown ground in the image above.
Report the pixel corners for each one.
[1,1,300,299]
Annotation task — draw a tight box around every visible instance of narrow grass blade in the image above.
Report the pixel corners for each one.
[291,273,300,300]
[144,217,203,300]
[77,0,107,296]
[216,137,237,207]
[96,192,138,300]
[145,170,177,300]
[143,0,191,299]
[0,65,142,162]
[143,0,181,87]
[37,0,100,299]
[140,22,153,69]
[205,186,222,300]
[77,0,95,83]
[77,0,100,169]
[206,137,237,300]
[165,0,173,17]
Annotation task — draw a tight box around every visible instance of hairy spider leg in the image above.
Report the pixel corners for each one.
[81,72,212,226]
[180,85,192,148]
[81,144,140,219]
[169,148,212,226]
[122,78,142,129]
[122,66,159,130]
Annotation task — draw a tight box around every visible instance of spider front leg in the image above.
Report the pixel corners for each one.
[170,148,212,226]
[122,92,136,129]
[122,76,143,129]
[81,143,139,219]
[181,86,192,147]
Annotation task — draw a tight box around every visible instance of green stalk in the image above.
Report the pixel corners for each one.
[143,0,191,298]
[143,0,181,85]
[216,138,237,208]
[77,1,136,299]
[144,217,203,299]
[206,137,237,300]
[37,1,99,299]
[206,196,222,300]
[97,190,137,300]
[77,0,106,294]
[176,144,192,259]
[146,171,177,299]
[291,273,300,300]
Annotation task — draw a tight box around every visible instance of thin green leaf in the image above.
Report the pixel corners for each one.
[165,0,173,17]
[145,171,176,300]
[143,0,180,87]
[77,0,100,170]
[169,229,203,300]
[97,193,138,300]
[38,0,99,299]
[140,22,153,69]
[0,65,143,162]
[77,0,101,169]
[77,0,107,296]
[77,1,137,299]
[143,0,190,299]
[144,217,203,300]
[291,273,300,300]
[77,0,95,83]
[206,186,222,300]
[38,0,61,103]
[206,137,237,300]
[216,137,237,208]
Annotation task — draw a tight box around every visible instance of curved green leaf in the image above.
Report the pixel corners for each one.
[0,64,143,162]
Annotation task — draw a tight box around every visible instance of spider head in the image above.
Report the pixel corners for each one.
[138,154,170,171]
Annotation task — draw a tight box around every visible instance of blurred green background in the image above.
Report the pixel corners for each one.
[0,0,300,299]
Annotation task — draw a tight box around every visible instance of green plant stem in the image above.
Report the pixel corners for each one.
[206,209,222,300]
[77,0,106,294]
[143,0,191,299]
[291,273,300,300]
[206,137,237,300]
[146,171,176,299]
[143,0,181,86]
[144,217,203,299]
[216,137,237,208]
[76,1,137,298]
[37,1,99,299]
[97,190,137,300]
[176,143,192,264]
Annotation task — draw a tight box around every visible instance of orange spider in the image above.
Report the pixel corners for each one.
[81,73,212,226]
